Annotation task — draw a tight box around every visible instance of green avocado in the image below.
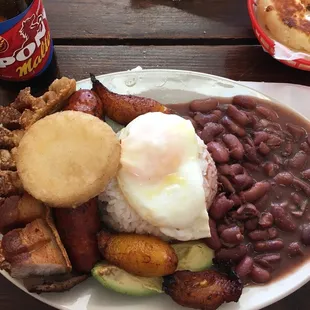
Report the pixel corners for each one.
[172,241,214,272]
[92,263,163,296]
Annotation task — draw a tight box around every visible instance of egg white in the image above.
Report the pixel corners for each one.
[117,112,211,240]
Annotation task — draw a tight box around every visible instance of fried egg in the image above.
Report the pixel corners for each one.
[117,112,213,240]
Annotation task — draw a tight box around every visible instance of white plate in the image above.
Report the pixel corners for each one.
[1,69,310,310]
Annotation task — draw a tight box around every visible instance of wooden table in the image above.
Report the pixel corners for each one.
[0,1,309,309]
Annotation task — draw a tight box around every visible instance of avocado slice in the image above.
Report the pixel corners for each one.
[172,241,214,272]
[92,263,163,296]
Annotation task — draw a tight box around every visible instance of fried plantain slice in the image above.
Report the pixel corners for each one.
[163,270,243,310]
[90,74,175,125]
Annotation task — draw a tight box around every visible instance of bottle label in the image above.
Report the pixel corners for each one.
[0,0,53,81]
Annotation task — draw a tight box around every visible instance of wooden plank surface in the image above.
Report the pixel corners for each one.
[45,0,254,41]
[1,44,309,106]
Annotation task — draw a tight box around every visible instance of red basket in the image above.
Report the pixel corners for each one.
[247,0,310,71]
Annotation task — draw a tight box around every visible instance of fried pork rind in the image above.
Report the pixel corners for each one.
[26,273,89,293]
[0,77,76,197]
[0,209,72,279]
[163,270,243,310]
[12,77,76,129]
[0,193,45,234]
[91,74,175,125]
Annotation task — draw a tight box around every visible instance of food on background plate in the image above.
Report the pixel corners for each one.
[100,112,217,241]
[257,0,310,53]
[0,73,309,310]
[97,231,178,277]
[16,111,121,207]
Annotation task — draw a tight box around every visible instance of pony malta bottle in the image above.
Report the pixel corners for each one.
[0,0,57,84]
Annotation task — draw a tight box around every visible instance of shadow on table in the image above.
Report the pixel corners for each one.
[130,0,250,26]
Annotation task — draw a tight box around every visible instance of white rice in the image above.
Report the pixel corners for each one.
[99,137,217,240]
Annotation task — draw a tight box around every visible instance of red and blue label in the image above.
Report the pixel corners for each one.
[0,0,53,81]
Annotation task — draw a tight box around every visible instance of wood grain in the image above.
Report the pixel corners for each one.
[1,44,309,106]
[44,0,254,41]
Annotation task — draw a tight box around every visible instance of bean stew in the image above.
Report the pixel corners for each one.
[173,95,310,285]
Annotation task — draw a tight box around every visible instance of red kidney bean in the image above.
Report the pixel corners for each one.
[256,106,279,121]
[300,142,310,154]
[243,162,260,172]
[307,135,310,146]
[209,194,235,220]
[236,203,259,219]
[287,242,304,257]
[247,113,260,128]
[282,141,293,157]
[244,144,260,164]
[221,116,246,137]
[207,141,229,163]
[183,116,198,129]
[215,244,247,262]
[231,164,245,175]
[194,112,219,126]
[254,194,269,210]
[292,177,310,196]
[222,134,245,160]
[255,253,281,264]
[288,151,308,170]
[258,142,270,155]
[253,258,273,271]
[203,218,222,251]
[232,174,254,191]
[232,95,257,110]
[245,218,259,231]
[226,105,250,126]
[286,123,306,141]
[266,135,284,148]
[300,224,310,246]
[267,228,279,239]
[301,169,310,180]
[274,172,294,186]
[291,192,302,205]
[212,110,223,118]
[270,204,297,232]
[220,226,244,245]
[272,154,284,166]
[229,193,242,206]
[189,98,219,113]
[263,162,279,177]
[240,181,271,203]
[218,175,235,193]
[243,136,255,147]
[200,123,225,143]
[253,131,270,145]
[217,164,233,176]
[254,239,284,252]
[218,164,244,176]
[261,119,282,131]
[235,256,254,277]
[250,264,271,283]
[248,229,270,241]
[259,212,274,228]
